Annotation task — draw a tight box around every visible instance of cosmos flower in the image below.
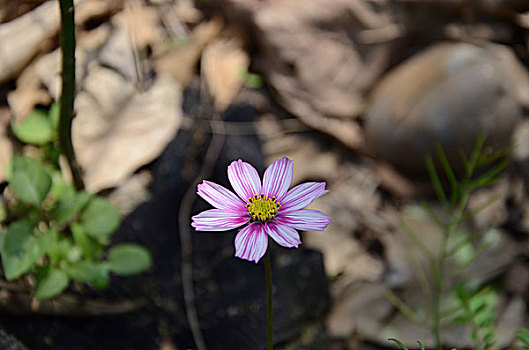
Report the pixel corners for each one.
[191,157,330,263]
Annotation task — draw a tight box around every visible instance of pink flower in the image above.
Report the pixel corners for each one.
[192,157,330,263]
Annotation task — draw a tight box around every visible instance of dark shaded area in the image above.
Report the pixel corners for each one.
[0,89,330,349]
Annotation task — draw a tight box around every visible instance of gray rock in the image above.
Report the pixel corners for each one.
[365,42,523,176]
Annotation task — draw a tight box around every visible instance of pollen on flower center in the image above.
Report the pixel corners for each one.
[246,193,281,222]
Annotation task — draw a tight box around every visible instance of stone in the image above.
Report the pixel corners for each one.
[365,42,524,176]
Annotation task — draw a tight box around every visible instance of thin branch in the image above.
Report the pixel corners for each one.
[58,0,84,190]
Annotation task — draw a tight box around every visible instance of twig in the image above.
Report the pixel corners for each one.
[178,84,225,350]
[58,0,84,190]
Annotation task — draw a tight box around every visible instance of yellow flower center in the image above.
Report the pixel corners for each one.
[246,193,281,222]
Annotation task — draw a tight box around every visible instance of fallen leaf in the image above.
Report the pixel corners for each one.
[7,63,52,119]
[108,170,152,215]
[253,0,393,149]
[202,37,249,110]
[73,70,182,192]
[155,17,223,86]
[0,1,60,83]
[114,0,163,52]
[0,110,13,182]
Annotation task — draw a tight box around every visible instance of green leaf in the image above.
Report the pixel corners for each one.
[1,221,40,280]
[239,69,264,89]
[48,102,60,131]
[425,155,448,206]
[36,229,58,257]
[51,191,92,226]
[48,237,73,266]
[435,144,460,204]
[388,338,408,350]
[66,261,109,290]
[517,328,529,346]
[35,266,69,299]
[9,156,52,206]
[79,198,120,241]
[71,224,103,259]
[11,110,54,145]
[49,171,76,200]
[108,244,152,276]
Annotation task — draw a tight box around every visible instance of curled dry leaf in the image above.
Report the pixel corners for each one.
[253,0,394,149]
[155,17,224,86]
[113,0,164,53]
[0,1,60,84]
[7,63,52,119]
[0,110,12,182]
[202,37,249,111]
[0,0,119,85]
[33,17,182,192]
[108,170,153,215]
[74,71,182,192]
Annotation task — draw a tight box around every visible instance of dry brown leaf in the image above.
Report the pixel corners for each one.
[252,0,393,149]
[202,38,249,111]
[7,63,52,119]
[173,0,202,23]
[155,17,223,86]
[76,0,124,24]
[114,0,163,52]
[0,1,60,83]
[0,0,47,23]
[73,70,181,192]
[0,110,12,182]
[0,0,119,85]
[33,20,182,192]
[108,170,152,215]
[327,282,391,339]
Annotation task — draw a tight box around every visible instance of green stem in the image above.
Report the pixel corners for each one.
[59,0,84,190]
[264,249,273,350]
[432,227,447,350]
[432,190,470,350]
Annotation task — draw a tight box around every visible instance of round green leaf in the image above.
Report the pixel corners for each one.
[1,221,40,280]
[71,224,103,260]
[9,156,52,207]
[51,191,92,226]
[79,198,120,241]
[36,267,69,299]
[12,110,54,145]
[108,244,152,276]
[66,261,109,290]
[35,229,58,257]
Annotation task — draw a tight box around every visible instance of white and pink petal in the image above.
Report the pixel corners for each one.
[262,157,293,200]
[227,160,262,202]
[197,180,247,213]
[191,209,248,231]
[234,223,268,263]
[276,209,331,231]
[279,182,328,212]
[265,221,301,248]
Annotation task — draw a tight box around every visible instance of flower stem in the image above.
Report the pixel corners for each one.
[264,249,273,350]
[59,0,84,190]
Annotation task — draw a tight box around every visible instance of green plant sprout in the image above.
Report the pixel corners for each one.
[0,0,152,300]
[386,134,515,350]
[516,328,529,349]
[3,111,152,298]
